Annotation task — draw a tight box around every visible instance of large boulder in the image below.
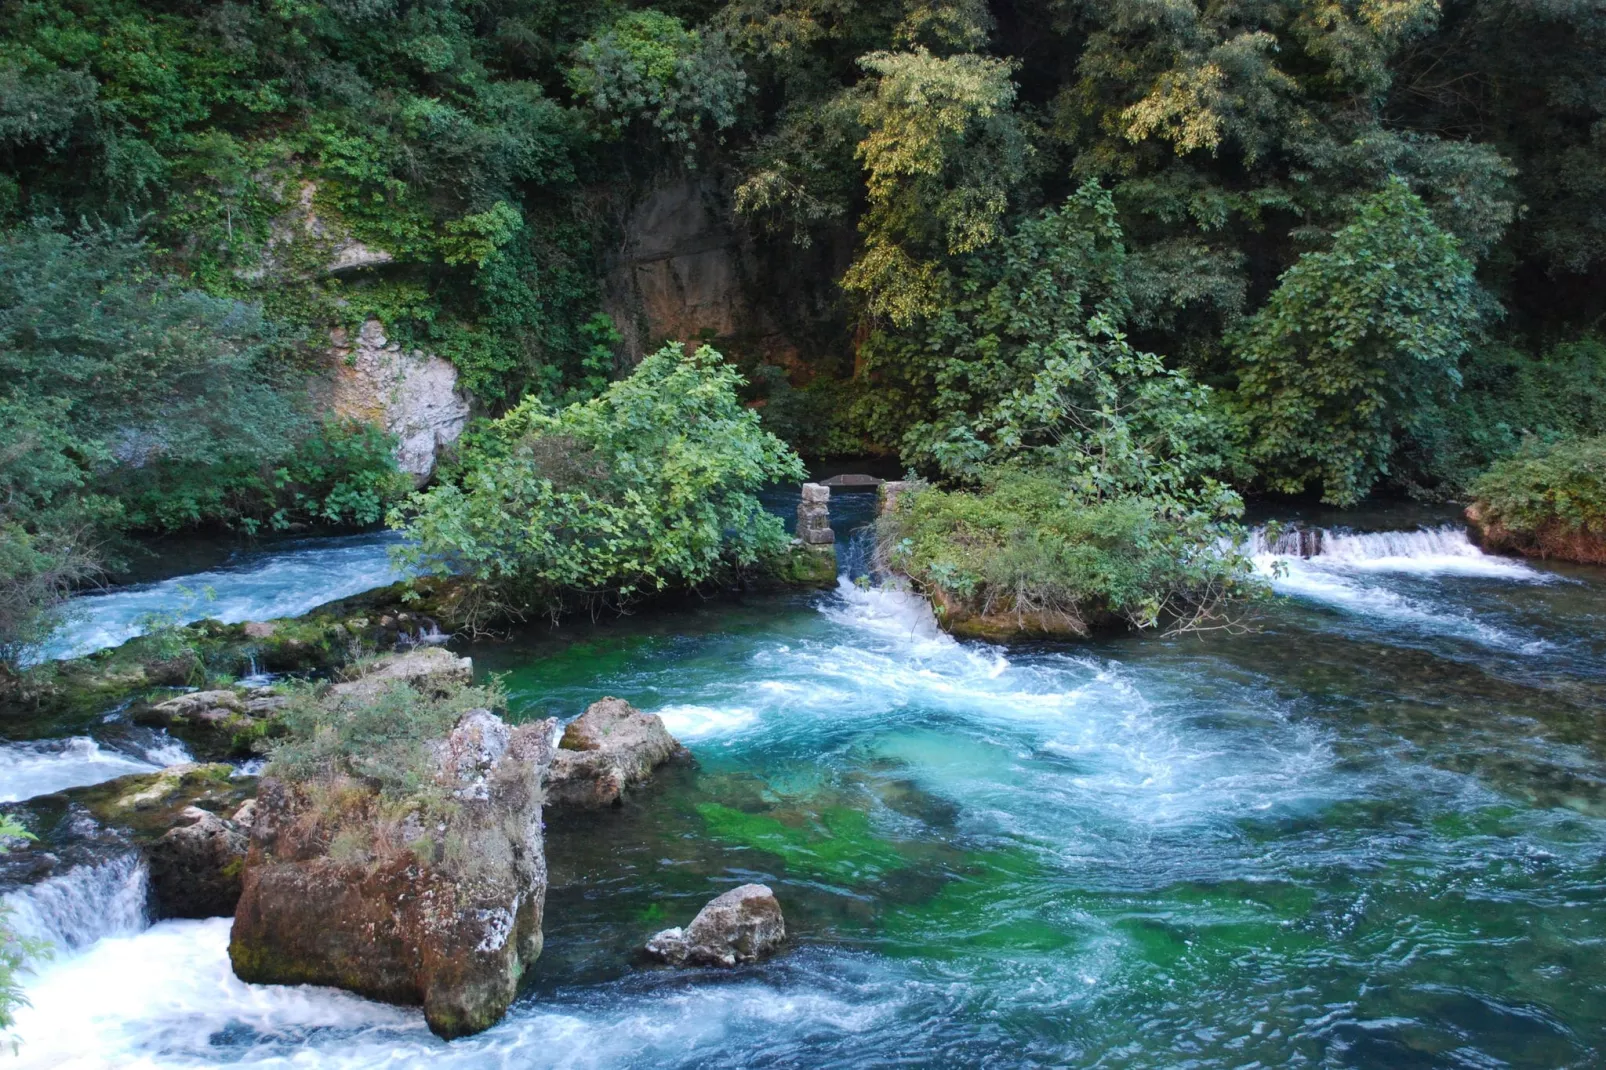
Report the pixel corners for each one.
[130,687,287,759]
[147,804,250,919]
[645,884,786,967]
[545,697,689,809]
[229,708,558,1039]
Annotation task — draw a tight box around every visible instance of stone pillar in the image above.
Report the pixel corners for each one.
[797,483,834,545]
[878,480,916,517]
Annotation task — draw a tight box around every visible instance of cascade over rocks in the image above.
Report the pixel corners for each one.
[546,697,690,809]
[645,884,786,967]
[229,702,559,1039]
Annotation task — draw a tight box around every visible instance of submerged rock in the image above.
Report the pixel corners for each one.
[645,884,786,967]
[229,706,558,1039]
[545,697,689,809]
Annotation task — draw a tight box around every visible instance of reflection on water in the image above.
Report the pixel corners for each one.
[9,509,1606,1068]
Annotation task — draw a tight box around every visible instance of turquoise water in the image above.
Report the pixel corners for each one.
[6,500,1606,1067]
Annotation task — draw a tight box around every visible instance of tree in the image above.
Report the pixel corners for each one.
[1233,178,1481,505]
[842,48,1032,325]
[394,342,806,625]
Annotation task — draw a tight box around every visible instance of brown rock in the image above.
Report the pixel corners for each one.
[243,621,278,639]
[148,806,248,919]
[546,698,688,809]
[229,709,557,1039]
[646,884,786,967]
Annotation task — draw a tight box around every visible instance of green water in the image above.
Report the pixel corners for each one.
[442,531,1606,1068]
[11,507,1606,1068]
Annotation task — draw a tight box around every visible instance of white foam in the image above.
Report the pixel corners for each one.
[654,704,761,739]
[9,919,892,1070]
[1249,524,1549,580]
[40,532,408,662]
[0,736,184,803]
[2,853,150,951]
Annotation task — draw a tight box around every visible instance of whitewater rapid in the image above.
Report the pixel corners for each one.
[1248,523,1558,651]
[40,531,407,662]
[5,515,1602,1068]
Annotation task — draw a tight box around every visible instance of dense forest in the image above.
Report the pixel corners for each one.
[4,0,1605,654]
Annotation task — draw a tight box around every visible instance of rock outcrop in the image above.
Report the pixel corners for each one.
[328,318,469,484]
[645,884,786,967]
[331,647,473,702]
[148,803,250,918]
[229,706,558,1039]
[1466,502,1606,564]
[545,697,689,809]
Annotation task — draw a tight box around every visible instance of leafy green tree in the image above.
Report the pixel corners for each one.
[566,10,745,158]
[842,48,1032,325]
[394,342,806,625]
[1233,178,1481,505]
[859,182,1241,514]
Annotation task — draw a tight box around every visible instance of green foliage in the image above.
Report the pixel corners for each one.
[566,10,745,156]
[842,48,1032,325]
[1469,436,1606,549]
[881,472,1258,636]
[1398,338,1606,498]
[860,182,1241,506]
[0,814,40,1046]
[1234,179,1481,505]
[114,419,411,534]
[395,343,806,624]
[269,674,506,802]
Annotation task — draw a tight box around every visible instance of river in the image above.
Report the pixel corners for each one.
[4,492,1605,1068]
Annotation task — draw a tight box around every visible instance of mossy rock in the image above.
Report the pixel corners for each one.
[761,543,839,590]
[78,762,254,841]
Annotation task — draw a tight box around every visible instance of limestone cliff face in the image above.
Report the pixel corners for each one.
[605,174,852,368]
[327,319,470,484]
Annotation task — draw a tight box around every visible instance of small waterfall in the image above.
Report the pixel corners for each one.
[2,853,149,951]
[0,736,180,803]
[837,523,880,584]
[1247,523,1542,579]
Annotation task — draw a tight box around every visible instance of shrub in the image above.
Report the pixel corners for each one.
[880,472,1259,637]
[1468,436,1606,561]
[268,674,507,803]
[393,343,806,625]
[113,418,411,533]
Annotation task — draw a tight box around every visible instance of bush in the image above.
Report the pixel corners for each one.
[1233,179,1482,505]
[394,343,806,625]
[1468,436,1606,561]
[1397,337,1606,497]
[113,418,411,533]
[269,674,507,804]
[880,472,1259,637]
